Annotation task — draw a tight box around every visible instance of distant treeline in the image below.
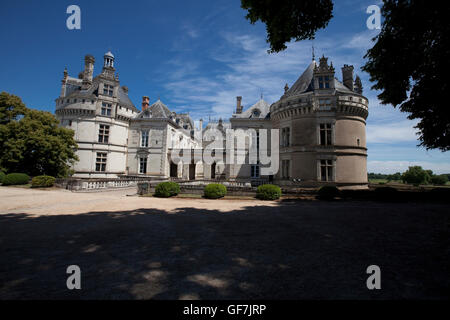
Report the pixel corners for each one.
[368,172,450,181]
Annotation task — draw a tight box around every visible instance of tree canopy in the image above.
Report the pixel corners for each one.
[0,92,78,177]
[241,0,333,53]
[362,0,450,151]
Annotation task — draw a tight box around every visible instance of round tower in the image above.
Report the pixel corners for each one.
[270,56,369,188]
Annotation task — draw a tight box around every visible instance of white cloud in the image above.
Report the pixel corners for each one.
[368,161,450,174]
[367,120,419,144]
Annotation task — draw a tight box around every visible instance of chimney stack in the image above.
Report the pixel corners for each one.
[82,55,95,89]
[342,65,354,91]
[142,96,150,110]
[236,96,243,114]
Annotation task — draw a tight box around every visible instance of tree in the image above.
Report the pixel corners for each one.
[430,174,448,186]
[362,1,450,151]
[0,92,78,177]
[401,166,431,185]
[240,0,334,53]
[0,91,27,124]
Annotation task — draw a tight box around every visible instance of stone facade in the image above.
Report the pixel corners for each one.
[55,52,369,188]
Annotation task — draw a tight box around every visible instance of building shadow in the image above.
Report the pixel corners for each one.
[0,200,449,300]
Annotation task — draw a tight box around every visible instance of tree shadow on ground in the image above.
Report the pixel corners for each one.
[0,200,449,300]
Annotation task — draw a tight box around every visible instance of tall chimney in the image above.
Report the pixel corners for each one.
[342,65,354,91]
[236,96,243,114]
[82,55,95,89]
[142,96,150,110]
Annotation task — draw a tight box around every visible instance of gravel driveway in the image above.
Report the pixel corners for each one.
[0,187,449,299]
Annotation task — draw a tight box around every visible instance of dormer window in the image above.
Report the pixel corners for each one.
[103,84,114,96]
[318,76,330,89]
[252,109,261,118]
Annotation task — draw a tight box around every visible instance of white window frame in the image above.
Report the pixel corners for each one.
[141,130,149,147]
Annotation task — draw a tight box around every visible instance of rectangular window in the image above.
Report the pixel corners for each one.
[139,157,147,174]
[320,160,334,182]
[318,76,330,89]
[319,123,333,146]
[101,102,112,116]
[251,164,260,178]
[141,130,149,147]
[98,124,110,143]
[281,127,290,147]
[96,152,107,172]
[319,99,332,110]
[103,84,114,96]
[281,160,290,179]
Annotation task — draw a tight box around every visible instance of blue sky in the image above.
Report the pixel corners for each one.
[1,0,449,173]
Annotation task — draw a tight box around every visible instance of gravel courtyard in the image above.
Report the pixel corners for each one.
[0,187,449,299]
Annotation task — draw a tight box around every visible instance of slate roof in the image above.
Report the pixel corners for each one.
[283,60,354,98]
[233,99,271,119]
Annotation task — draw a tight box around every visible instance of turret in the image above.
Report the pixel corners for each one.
[102,51,116,78]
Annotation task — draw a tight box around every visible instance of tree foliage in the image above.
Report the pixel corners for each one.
[0,92,78,177]
[241,0,333,53]
[401,166,431,185]
[362,0,450,151]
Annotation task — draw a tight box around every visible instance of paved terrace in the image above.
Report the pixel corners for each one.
[0,187,449,299]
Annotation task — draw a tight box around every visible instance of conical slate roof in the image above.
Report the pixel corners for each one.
[284,61,317,97]
[283,60,354,98]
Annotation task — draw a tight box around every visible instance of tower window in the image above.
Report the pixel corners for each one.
[103,84,114,96]
[101,102,112,116]
[281,160,290,179]
[319,123,333,146]
[95,152,107,172]
[281,127,290,147]
[98,124,110,143]
[141,130,149,147]
[139,157,147,174]
[320,160,334,182]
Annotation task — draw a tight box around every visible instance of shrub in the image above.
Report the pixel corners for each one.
[0,171,5,184]
[317,186,340,200]
[204,183,227,199]
[31,175,56,188]
[2,173,30,186]
[430,174,449,186]
[154,181,180,198]
[256,184,282,200]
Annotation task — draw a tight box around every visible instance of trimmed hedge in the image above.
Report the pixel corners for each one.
[0,171,5,184]
[154,181,180,198]
[204,183,227,199]
[317,186,340,200]
[31,175,56,188]
[256,184,282,200]
[2,173,30,186]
